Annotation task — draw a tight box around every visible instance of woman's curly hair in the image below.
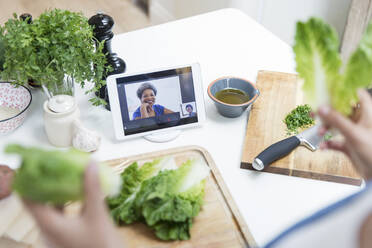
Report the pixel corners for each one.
[136,83,157,99]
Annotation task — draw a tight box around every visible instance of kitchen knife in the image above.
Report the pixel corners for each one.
[252,124,323,171]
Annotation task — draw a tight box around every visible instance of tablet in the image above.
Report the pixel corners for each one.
[106,63,206,141]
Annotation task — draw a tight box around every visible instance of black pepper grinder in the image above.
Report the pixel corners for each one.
[88,12,126,110]
[20,13,32,23]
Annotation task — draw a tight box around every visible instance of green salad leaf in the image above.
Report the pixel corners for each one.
[294,18,342,112]
[107,157,177,224]
[294,17,372,115]
[108,157,210,241]
[5,144,121,205]
[341,23,372,114]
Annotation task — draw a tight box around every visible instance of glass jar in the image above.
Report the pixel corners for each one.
[42,75,75,97]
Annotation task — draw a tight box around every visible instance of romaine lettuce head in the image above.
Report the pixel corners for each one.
[107,157,177,224]
[107,157,210,241]
[135,159,209,240]
[294,17,342,111]
[294,17,372,116]
[5,144,121,205]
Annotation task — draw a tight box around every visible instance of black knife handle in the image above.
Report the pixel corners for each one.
[252,136,300,170]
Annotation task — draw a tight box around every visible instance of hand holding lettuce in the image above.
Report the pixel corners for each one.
[294,18,372,116]
[5,144,121,205]
[5,144,210,241]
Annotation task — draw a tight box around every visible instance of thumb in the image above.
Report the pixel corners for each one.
[83,162,106,217]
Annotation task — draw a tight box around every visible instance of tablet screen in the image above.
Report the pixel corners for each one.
[116,67,199,135]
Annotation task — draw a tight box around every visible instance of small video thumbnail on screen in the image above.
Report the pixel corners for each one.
[124,75,197,121]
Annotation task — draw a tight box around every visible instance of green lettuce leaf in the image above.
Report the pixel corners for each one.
[153,220,192,241]
[108,158,210,241]
[294,17,342,111]
[136,159,209,240]
[5,144,121,205]
[107,157,178,224]
[294,17,372,116]
[341,22,372,114]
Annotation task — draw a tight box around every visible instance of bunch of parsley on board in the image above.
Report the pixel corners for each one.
[284,104,314,135]
[107,157,210,241]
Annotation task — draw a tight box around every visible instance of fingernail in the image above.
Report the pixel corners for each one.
[318,105,330,116]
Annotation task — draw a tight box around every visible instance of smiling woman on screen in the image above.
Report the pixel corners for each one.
[133,82,174,120]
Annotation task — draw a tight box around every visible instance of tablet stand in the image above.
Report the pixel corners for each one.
[144,130,181,143]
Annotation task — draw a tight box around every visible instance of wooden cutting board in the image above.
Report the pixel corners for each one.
[240,70,362,186]
[66,146,257,248]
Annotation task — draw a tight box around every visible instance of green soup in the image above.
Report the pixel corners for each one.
[215,88,250,104]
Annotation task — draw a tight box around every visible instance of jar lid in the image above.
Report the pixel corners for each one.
[48,95,75,113]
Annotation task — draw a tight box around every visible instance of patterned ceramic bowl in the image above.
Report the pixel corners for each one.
[0,82,32,134]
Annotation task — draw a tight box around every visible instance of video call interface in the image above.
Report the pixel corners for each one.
[116,67,198,135]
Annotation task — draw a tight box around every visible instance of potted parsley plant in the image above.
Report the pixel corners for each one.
[0,9,108,106]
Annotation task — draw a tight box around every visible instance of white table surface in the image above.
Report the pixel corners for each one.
[0,8,360,246]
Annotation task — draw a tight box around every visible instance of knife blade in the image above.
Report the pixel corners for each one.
[252,124,323,171]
